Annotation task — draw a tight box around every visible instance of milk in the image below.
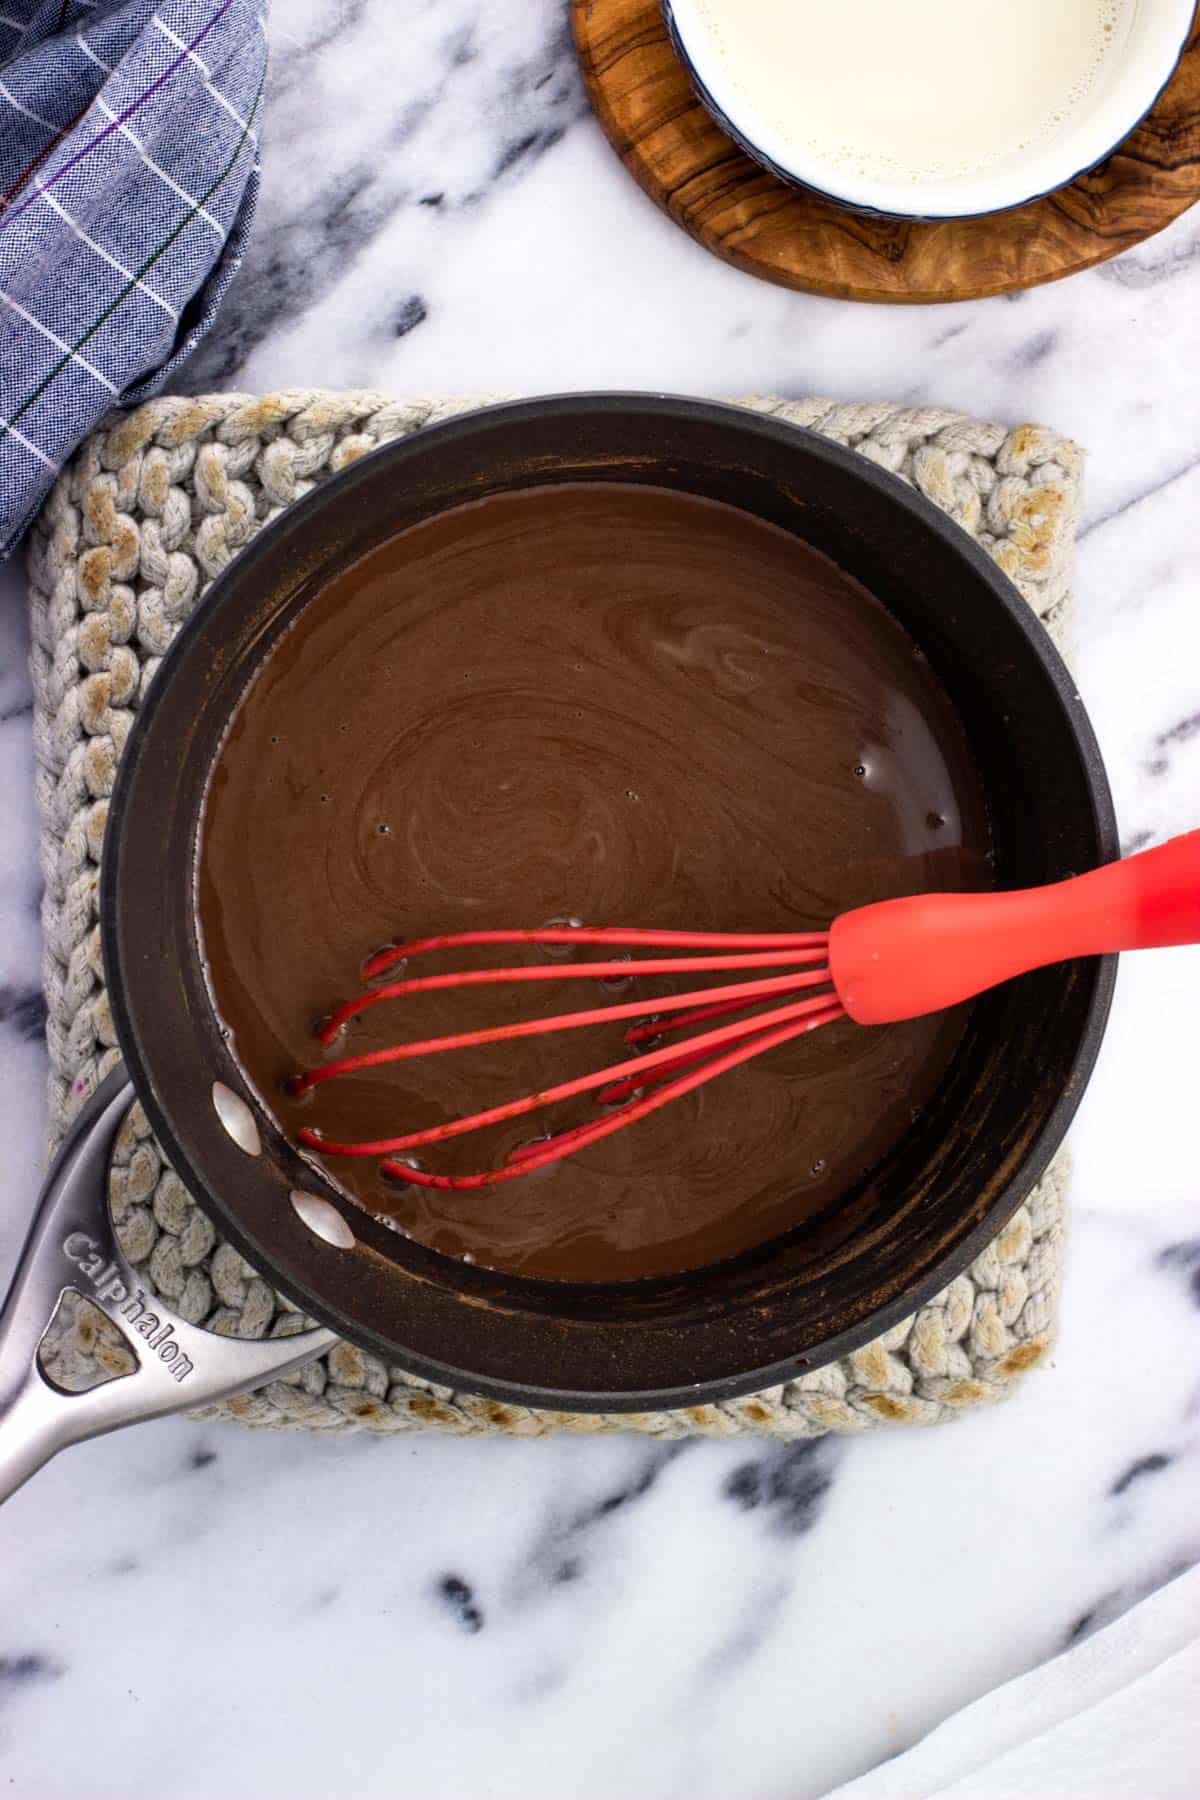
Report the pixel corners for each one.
[686,0,1133,183]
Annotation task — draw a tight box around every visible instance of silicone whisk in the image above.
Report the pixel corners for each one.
[289,829,1200,1188]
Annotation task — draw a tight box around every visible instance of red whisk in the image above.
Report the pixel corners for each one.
[290,830,1200,1190]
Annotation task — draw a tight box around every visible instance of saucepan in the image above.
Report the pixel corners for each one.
[0,397,1117,1502]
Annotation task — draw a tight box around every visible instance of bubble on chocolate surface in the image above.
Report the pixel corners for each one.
[509,1133,560,1180]
[363,945,407,984]
[600,951,634,993]
[382,1154,423,1188]
[370,1210,411,1237]
[316,1016,349,1053]
[538,915,584,960]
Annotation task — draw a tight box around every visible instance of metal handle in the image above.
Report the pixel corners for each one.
[0,1064,336,1504]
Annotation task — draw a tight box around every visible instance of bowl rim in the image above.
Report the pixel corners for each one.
[102,393,1119,1410]
[662,0,1198,222]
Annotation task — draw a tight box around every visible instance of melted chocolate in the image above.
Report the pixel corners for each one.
[197,483,991,1282]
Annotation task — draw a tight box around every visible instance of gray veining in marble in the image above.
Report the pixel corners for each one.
[1,3,1199,1795]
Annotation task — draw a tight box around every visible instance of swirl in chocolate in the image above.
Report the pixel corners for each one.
[197,483,991,1281]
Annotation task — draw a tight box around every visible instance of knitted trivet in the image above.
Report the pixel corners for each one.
[26,392,1081,1437]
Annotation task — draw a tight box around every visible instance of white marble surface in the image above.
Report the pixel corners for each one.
[3,3,1200,1794]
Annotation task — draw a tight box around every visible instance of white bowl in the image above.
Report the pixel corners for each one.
[663,0,1196,219]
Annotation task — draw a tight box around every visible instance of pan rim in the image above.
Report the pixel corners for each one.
[101,392,1117,1411]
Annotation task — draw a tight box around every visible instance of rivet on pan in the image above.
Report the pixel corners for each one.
[290,1189,356,1251]
[211,1081,262,1156]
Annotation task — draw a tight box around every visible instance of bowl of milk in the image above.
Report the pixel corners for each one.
[663,0,1196,218]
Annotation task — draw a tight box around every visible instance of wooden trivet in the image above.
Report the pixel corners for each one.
[572,0,1200,303]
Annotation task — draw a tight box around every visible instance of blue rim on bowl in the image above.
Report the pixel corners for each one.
[662,0,1198,222]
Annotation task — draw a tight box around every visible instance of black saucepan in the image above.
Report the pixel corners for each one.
[1,397,1118,1480]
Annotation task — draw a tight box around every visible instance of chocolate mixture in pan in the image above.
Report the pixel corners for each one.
[197,483,991,1281]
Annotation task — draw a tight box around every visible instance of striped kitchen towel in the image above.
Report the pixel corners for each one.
[0,0,266,557]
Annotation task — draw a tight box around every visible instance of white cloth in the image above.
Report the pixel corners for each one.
[828,1563,1200,1799]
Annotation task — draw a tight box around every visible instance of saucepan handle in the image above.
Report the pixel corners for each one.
[0,1063,337,1505]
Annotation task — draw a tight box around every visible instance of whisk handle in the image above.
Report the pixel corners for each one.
[830,828,1200,1025]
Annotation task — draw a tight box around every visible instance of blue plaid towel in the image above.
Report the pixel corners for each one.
[0,0,266,556]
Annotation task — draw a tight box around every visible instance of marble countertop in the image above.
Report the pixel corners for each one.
[2,3,1199,1794]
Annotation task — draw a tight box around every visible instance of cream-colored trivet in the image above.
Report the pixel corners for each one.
[26,392,1080,1437]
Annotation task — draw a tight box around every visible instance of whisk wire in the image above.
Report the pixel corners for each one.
[380,1001,846,1190]
[298,988,841,1160]
[320,944,830,1043]
[293,968,832,1095]
[293,926,841,1187]
[361,924,828,982]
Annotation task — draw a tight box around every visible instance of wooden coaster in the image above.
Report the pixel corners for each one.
[572,0,1200,304]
